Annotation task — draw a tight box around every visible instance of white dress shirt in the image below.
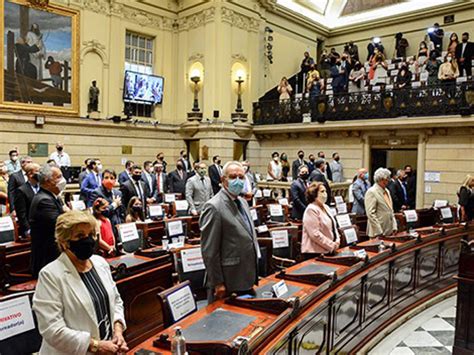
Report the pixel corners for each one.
[50,151,71,167]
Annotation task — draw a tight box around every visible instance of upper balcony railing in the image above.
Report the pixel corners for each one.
[253,80,474,125]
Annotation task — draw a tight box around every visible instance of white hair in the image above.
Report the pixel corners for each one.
[39,164,55,185]
[222,161,244,176]
[374,168,392,183]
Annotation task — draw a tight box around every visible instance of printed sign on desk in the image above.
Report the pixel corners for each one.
[278,198,289,206]
[181,248,205,273]
[343,227,358,244]
[269,204,283,217]
[434,200,448,208]
[272,280,289,298]
[118,223,139,243]
[167,220,184,237]
[175,200,189,211]
[0,295,35,341]
[250,209,258,221]
[149,204,163,218]
[336,214,352,229]
[257,225,269,233]
[263,189,272,198]
[71,200,86,211]
[440,207,453,220]
[336,203,347,214]
[403,210,418,223]
[254,190,263,198]
[164,194,176,203]
[166,285,197,323]
[271,230,289,249]
[334,196,344,205]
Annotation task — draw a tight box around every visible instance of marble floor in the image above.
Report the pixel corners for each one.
[369,296,456,355]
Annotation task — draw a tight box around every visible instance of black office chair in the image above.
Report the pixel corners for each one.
[117,223,144,253]
[173,247,206,300]
[157,281,197,328]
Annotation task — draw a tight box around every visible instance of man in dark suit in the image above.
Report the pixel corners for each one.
[120,165,150,215]
[292,150,307,181]
[141,160,156,199]
[178,150,192,174]
[29,165,66,277]
[14,163,40,238]
[208,155,223,195]
[456,32,473,77]
[200,161,260,303]
[388,170,409,213]
[153,161,168,203]
[290,165,309,220]
[78,158,92,185]
[7,155,32,211]
[309,159,332,204]
[307,154,316,174]
[80,159,102,207]
[168,161,188,196]
[404,165,416,209]
[318,151,332,181]
[118,160,134,186]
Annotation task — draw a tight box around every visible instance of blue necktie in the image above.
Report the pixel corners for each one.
[235,199,252,236]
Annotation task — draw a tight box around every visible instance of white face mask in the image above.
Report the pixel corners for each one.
[447,57,452,62]
[56,177,67,193]
[318,191,328,204]
[96,163,103,171]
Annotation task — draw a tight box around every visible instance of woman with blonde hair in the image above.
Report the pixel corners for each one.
[0,161,9,215]
[277,76,293,102]
[33,210,128,354]
[459,174,474,221]
[438,52,459,98]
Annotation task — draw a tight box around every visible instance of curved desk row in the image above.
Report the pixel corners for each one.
[130,223,473,354]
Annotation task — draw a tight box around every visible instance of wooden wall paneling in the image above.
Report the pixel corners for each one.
[441,237,462,277]
[292,302,330,355]
[415,244,440,290]
[363,263,391,324]
[390,252,416,304]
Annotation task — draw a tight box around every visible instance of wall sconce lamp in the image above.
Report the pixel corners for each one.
[190,68,201,112]
[235,69,245,113]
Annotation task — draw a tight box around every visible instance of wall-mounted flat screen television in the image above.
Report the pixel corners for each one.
[123,70,164,105]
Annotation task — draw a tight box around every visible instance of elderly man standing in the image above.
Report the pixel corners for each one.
[364,168,398,238]
[200,161,260,303]
[352,168,371,215]
[29,165,67,277]
[186,162,213,216]
[14,163,40,238]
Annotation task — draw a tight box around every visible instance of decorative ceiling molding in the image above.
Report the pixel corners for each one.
[231,53,248,63]
[188,53,204,62]
[81,39,109,67]
[177,7,216,31]
[221,6,260,33]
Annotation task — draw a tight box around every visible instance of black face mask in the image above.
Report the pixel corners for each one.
[298,154,304,159]
[132,205,142,212]
[216,160,221,165]
[32,173,40,182]
[300,173,309,180]
[177,165,184,170]
[69,235,96,260]
[309,158,315,162]
[132,174,141,182]
[57,146,63,152]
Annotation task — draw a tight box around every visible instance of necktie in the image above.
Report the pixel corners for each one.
[201,177,205,185]
[96,174,100,185]
[156,174,161,193]
[383,190,392,209]
[235,199,252,236]
[136,182,143,201]
[401,181,408,204]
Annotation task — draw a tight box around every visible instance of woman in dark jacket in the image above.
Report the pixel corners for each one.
[459,175,474,221]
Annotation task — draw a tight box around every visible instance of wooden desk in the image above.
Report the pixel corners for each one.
[129,224,468,354]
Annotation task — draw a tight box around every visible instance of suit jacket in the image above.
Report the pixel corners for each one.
[14,182,37,236]
[406,174,416,209]
[118,170,130,186]
[388,179,408,212]
[179,158,192,173]
[302,203,340,254]
[185,175,213,214]
[329,161,344,183]
[32,253,125,355]
[167,170,188,195]
[80,172,102,207]
[91,186,124,228]
[290,178,308,220]
[7,169,26,210]
[141,172,156,198]
[120,179,149,214]
[29,188,64,277]
[309,169,332,204]
[364,184,397,237]
[208,164,222,195]
[307,161,316,174]
[455,42,474,62]
[291,159,307,180]
[78,169,90,185]
[351,178,371,215]
[199,189,259,292]
[153,172,168,202]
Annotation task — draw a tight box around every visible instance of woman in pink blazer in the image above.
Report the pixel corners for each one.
[302,182,340,258]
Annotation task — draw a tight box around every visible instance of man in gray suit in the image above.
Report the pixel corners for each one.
[186,162,213,216]
[365,168,398,238]
[200,161,260,303]
[352,168,371,215]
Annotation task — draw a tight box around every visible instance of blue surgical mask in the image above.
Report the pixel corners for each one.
[364,172,369,180]
[227,178,244,196]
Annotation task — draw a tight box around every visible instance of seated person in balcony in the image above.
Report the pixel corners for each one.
[349,61,366,93]
[417,41,429,67]
[33,210,127,355]
[277,76,293,102]
[291,165,310,220]
[365,168,397,238]
[267,152,282,181]
[302,182,340,259]
[458,174,474,222]
[307,71,324,102]
[438,52,459,97]
[92,198,116,257]
[300,51,314,74]
[125,196,144,223]
[425,51,442,86]
[318,49,332,79]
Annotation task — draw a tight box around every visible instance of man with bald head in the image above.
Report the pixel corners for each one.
[14,163,40,238]
[352,168,371,215]
[200,161,260,303]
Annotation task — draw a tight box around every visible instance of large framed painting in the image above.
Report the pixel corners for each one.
[0,0,79,115]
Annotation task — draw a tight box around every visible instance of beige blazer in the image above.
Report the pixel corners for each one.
[364,183,398,237]
[32,253,125,355]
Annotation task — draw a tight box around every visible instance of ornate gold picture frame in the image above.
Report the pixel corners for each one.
[0,0,79,115]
